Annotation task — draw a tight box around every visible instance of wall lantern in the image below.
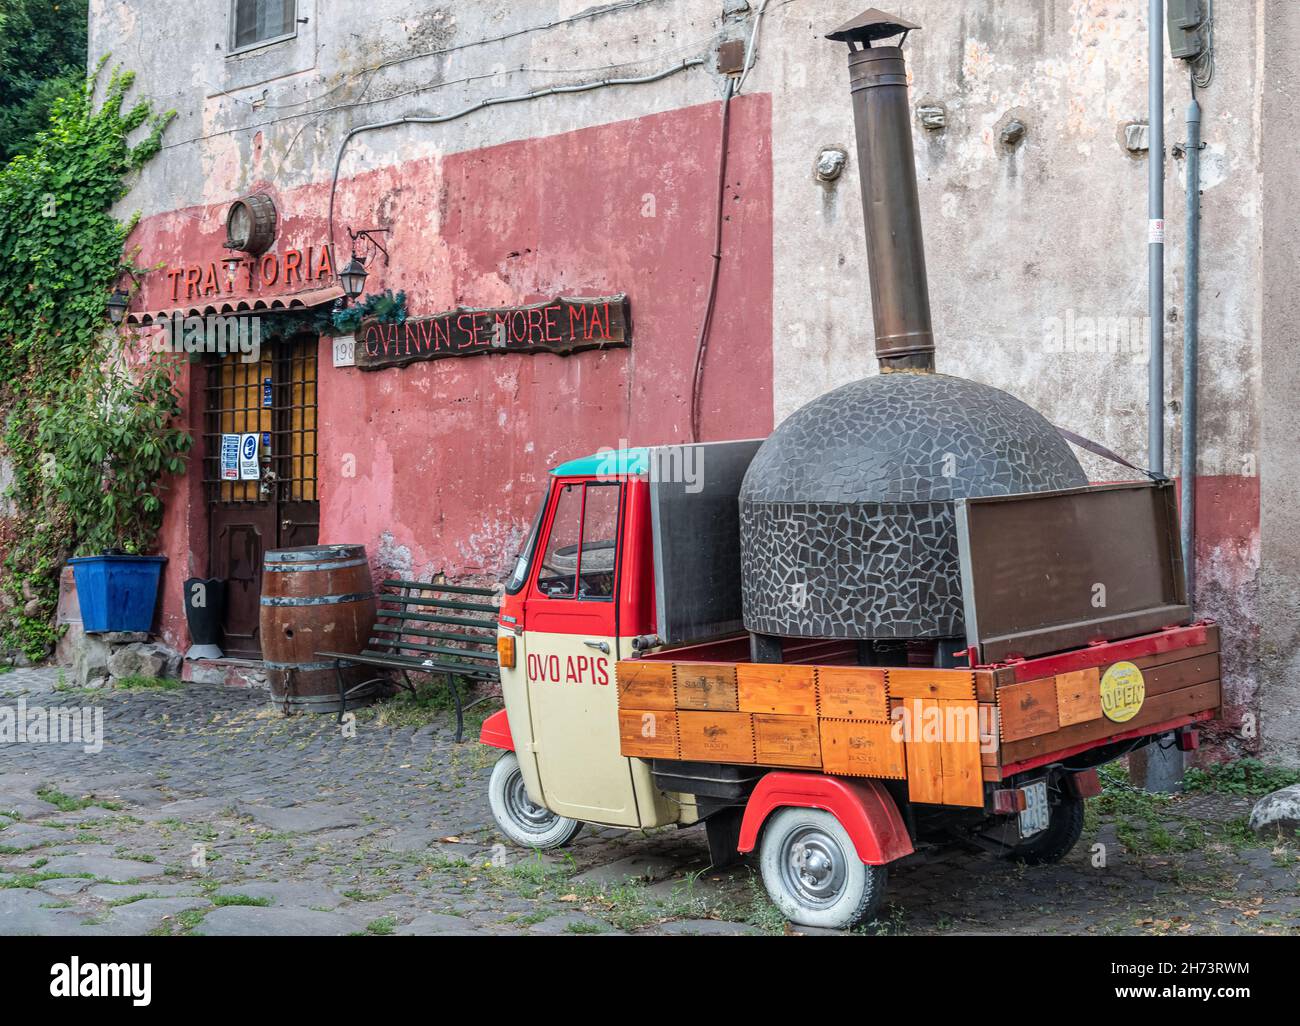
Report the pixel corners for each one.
[339,226,391,304]
[339,255,369,301]
[106,288,131,324]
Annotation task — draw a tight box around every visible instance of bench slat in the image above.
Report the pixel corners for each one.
[376,594,499,614]
[318,650,498,678]
[374,609,496,631]
[371,625,497,647]
[368,639,498,663]
[382,579,499,598]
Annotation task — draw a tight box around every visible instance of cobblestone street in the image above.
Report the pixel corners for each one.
[1,667,1296,937]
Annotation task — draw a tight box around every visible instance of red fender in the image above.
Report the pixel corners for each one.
[737,772,913,866]
[479,709,514,751]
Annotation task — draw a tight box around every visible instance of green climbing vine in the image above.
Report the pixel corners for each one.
[0,61,183,660]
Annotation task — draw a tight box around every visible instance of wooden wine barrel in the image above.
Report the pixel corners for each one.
[259,545,378,713]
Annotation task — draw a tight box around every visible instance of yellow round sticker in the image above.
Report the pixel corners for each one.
[1100,661,1146,723]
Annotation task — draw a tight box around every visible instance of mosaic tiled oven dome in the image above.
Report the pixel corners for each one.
[738,373,1088,640]
[738,13,1090,642]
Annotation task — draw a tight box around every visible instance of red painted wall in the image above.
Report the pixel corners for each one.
[141,96,776,650]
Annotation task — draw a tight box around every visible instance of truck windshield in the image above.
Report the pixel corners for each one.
[504,490,547,595]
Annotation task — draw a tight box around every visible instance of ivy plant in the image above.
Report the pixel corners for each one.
[36,346,191,557]
[0,61,177,659]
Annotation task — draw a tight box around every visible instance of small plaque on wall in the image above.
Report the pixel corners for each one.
[332,335,356,368]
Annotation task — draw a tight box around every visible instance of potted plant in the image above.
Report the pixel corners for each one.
[42,345,192,634]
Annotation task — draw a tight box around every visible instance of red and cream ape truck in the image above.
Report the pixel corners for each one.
[479,443,1220,929]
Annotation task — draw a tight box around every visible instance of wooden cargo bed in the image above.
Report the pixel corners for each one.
[616,623,1220,810]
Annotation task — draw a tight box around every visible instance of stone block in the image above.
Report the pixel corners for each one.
[107,643,169,681]
[1250,784,1300,837]
[72,634,110,688]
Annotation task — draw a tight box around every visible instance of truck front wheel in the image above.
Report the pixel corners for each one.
[759,807,888,930]
[488,752,583,850]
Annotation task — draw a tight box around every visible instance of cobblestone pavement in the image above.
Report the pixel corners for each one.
[1,666,1297,937]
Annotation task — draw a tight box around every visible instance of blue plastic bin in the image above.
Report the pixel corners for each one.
[69,555,167,634]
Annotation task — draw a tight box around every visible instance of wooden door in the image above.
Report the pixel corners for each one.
[204,333,320,657]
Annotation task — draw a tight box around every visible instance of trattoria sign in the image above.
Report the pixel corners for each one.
[356,295,630,371]
[163,244,337,302]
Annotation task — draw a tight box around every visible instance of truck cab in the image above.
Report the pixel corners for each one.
[490,450,680,836]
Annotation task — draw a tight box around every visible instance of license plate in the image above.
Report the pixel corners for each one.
[1019,781,1050,839]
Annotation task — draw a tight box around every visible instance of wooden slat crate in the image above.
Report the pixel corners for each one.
[675,664,739,711]
[618,708,679,760]
[754,714,822,768]
[1055,667,1102,726]
[819,719,906,779]
[616,661,676,711]
[677,710,755,764]
[738,664,817,716]
[901,698,983,806]
[886,668,976,701]
[817,666,888,720]
[997,677,1060,743]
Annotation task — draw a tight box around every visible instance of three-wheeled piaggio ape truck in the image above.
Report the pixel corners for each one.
[478,10,1222,929]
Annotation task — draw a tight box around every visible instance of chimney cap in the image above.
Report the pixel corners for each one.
[826,8,921,45]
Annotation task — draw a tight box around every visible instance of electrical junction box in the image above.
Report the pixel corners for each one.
[1168,0,1209,61]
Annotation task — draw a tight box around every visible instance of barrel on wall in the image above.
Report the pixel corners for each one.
[259,545,378,713]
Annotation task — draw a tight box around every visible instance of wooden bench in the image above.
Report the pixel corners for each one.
[317,579,501,742]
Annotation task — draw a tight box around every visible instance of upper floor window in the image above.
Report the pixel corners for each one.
[230,0,298,53]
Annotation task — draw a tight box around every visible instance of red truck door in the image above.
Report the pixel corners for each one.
[522,478,642,824]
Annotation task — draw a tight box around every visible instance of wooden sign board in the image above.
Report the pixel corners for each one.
[356,294,630,370]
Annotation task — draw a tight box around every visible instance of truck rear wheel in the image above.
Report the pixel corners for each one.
[488,752,583,850]
[759,807,888,930]
[1008,793,1085,865]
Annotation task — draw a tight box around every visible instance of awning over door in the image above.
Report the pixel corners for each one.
[126,285,344,326]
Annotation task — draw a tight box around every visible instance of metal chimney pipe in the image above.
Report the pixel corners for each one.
[830,12,934,373]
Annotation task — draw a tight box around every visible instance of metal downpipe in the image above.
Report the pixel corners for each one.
[1182,97,1202,608]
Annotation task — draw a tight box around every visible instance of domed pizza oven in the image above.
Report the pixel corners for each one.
[740,10,1087,649]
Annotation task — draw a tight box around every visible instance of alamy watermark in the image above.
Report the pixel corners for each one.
[0,699,103,754]
[594,439,705,494]
[1043,309,1149,362]
[157,312,262,363]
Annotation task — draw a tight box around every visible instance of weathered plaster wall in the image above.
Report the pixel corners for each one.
[1259,0,1300,767]
[90,1,1293,756]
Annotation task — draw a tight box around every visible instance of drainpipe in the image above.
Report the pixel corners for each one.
[1182,96,1202,608]
[1132,0,1186,794]
[1148,0,1166,477]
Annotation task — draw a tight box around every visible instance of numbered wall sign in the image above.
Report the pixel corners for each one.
[333,335,357,368]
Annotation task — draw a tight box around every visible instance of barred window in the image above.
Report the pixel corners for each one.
[231,0,297,52]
